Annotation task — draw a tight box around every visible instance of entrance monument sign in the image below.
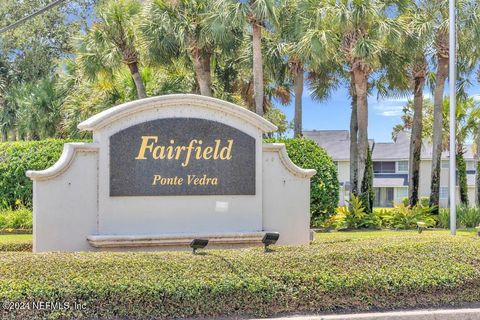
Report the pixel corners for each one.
[27,95,316,252]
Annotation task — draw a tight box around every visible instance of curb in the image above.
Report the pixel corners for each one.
[252,308,480,320]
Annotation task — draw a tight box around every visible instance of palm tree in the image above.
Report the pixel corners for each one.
[424,0,480,211]
[394,4,432,206]
[275,0,306,137]
[213,0,278,116]
[394,96,480,207]
[142,0,239,97]
[77,0,147,99]
[428,1,449,211]
[300,0,403,196]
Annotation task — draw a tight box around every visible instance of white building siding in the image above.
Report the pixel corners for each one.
[305,130,478,208]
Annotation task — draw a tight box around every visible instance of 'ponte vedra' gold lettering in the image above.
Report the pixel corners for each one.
[135,137,233,166]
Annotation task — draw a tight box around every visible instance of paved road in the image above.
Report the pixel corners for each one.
[250,308,480,320]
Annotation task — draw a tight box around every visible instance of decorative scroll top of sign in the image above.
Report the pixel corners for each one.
[109,118,256,196]
[78,94,277,132]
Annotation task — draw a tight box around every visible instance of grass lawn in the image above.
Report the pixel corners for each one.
[0,234,31,243]
[315,229,477,240]
[0,234,32,252]
[1,230,480,319]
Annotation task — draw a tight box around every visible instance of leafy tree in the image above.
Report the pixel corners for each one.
[0,0,93,83]
[264,108,289,138]
[0,0,93,140]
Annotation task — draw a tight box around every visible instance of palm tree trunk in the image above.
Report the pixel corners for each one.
[293,62,304,138]
[127,62,147,99]
[1,130,7,142]
[352,64,369,187]
[349,74,358,197]
[408,58,426,207]
[429,55,448,211]
[9,128,16,141]
[252,22,264,116]
[191,48,212,97]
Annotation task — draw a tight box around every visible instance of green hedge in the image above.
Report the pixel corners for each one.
[0,139,75,209]
[0,207,33,230]
[266,138,339,223]
[0,241,32,252]
[1,233,480,319]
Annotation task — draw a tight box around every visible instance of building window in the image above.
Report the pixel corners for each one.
[373,161,396,174]
[441,160,449,169]
[440,186,448,199]
[397,161,408,173]
[396,187,408,201]
[466,160,475,171]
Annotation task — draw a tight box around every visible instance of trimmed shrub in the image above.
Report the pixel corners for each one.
[265,138,339,223]
[0,241,32,252]
[1,233,480,318]
[0,139,76,209]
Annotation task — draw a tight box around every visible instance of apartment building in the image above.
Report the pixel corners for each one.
[304,130,477,208]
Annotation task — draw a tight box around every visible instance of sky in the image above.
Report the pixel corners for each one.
[276,80,480,143]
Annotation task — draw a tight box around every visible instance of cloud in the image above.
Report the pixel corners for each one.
[371,93,433,117]
[373,103,405,117]
[471,94,480,102]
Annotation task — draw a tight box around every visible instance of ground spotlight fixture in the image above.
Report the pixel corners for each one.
[190,239,208,254]
[417,221,426,234]
[262,232,279,252]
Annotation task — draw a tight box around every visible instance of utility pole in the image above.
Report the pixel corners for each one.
[449,0,457,236]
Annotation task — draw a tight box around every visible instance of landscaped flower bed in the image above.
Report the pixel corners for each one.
[1,231,480,319]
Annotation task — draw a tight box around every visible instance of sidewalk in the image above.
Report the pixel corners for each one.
[251,308,480,320]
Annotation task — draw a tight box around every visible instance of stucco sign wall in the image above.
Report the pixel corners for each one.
[27,94,316,252]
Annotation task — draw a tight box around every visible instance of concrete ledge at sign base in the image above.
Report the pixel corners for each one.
[251,308,480,320]
[87,231,268,250]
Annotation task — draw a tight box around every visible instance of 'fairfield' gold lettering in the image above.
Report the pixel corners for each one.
[135,136,158,160]
[136,136,234,166]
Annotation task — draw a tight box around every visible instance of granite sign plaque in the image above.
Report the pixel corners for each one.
[109,118,255,196]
